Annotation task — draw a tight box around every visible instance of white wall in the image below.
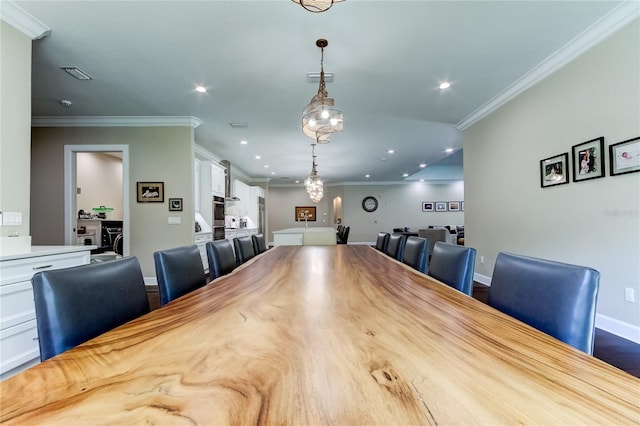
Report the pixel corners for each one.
[0,21,31,238]
[464,20,640,332]
[76,152,123,220]
[268,182,464,244]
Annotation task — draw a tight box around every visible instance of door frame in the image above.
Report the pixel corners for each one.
[64,144,130,256]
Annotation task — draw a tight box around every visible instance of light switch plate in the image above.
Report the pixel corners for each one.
[168,217,181,225]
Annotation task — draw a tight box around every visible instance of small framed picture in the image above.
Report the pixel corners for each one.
[572,137,605,182]
[137,182,164,202]
[610,136,640,176]
[295,206,316,221]
[435,202,447,212]
[461,201,465,211]
[422,202,434,212]
[540,153,569,188]
[169,198,183,211]
[448,201,460,212]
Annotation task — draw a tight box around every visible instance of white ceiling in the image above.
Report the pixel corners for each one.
[13,0,627,184]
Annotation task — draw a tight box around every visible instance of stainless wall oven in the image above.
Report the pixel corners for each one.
[213,195,225,240]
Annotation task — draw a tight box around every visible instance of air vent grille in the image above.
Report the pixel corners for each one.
[60,66,93,80]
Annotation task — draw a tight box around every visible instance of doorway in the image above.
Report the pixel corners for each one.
[64,145,130,256]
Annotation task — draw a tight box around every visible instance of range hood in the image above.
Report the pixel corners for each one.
[220,160,240,201]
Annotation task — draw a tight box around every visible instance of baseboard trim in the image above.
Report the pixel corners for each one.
[144,277,158,286]
[473,273,492,286]
[595,314,640,344]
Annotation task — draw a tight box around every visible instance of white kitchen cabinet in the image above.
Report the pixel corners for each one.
[194,159,201,212]
[0,247,91,380]
[248,186,260,226]
[194,232,212,273]
[211,163,225,198]
[233,180,251,216]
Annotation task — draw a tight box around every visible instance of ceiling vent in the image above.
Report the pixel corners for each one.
[307,72,334,83]
[60,66,93,80]
[229,122,249,128]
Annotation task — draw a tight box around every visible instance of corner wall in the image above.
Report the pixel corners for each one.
[464,20,640,333]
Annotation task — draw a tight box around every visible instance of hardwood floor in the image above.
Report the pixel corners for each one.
[472,283,640,378]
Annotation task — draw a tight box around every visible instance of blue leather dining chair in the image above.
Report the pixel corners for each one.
[488,252,600,354]
[32,256,150,361]
[385,234,407,260]
[252,233,268,254]
[206,239,237,280]
[428,242,476,296]
[402,236,429,273]
[154,245,207,306]
[375,232,390,252]
[233,236,256,265]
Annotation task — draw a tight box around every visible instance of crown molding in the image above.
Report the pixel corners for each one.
[456,1,640,131]
[31,116,202,128]
[0,1,51,39]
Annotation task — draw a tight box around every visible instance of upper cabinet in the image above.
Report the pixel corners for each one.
[211,163,225,198]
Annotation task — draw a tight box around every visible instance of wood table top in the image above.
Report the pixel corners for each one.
[1,245,638,425]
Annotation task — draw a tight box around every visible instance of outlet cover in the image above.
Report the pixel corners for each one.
[625,288,635,303]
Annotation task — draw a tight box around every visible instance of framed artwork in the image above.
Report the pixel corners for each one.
[540,153,569,188]
[572,137,605,182]
[448,201,460,212]
[422,202,434,212]
[168,198,183,211]
[610,136,640,176]
[461,201,465,211]
[435,202,447,212]
[295,206,316,221]
[137,182,164,202]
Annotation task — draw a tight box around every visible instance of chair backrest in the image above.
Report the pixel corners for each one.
[154,245,207,306]
[32,256,150,361]
[487,252,600,354]
[233,236,256,265]
[418,228,449,257]
[206,239,237,280]
[428,242,476,295]
[402,236,429,273]
[252,233,267,254]
[375,232,390,252]
[385,234,407,260]
[338,226,350,244]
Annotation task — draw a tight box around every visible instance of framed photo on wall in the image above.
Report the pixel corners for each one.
[435,202,447,212]
[137,182,164,202]
[422,202,434,212]
[540,153,569,188]
[168,198,183,211]
[295,206,316,221]
[448,201,460,212]
[610,136,640,176]
[572,137,605,182]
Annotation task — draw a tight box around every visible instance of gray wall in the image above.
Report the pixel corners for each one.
[464,20,640,329]
[30,126,195,277]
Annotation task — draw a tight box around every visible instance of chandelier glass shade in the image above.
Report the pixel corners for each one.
[302,39,343,143]
[304,144,324,203]
[291,0,344,13]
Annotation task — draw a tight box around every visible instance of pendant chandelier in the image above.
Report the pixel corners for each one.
[302,39,343,144]
[291,0,344,13]
[304,144,324,203]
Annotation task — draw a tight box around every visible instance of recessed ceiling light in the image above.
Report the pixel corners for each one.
[420,179,425,182]
[240,140,248,145]
[271,172,276,175]
[295,180,300,184]
[388,149,395,154]
[195,86,207,93]
[419,163,427,168]
[381,158,388,162]
[264,165,269,168]
[255,155,261,160]
[365,174,370,178]
[445,148,454,153]
[439,82,451,90]
[402,173,409,177]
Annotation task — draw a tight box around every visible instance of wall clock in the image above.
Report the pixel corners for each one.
[362,196,378,212]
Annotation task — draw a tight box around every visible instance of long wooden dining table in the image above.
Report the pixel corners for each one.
[1,245,638,424]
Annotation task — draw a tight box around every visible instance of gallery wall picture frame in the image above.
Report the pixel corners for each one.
[572,136,605,182]
[540,153,569,188]
[610,136,640,176]
[461,201,465,211]
[448,201,461,212]
[168,198,183,211]
[422,202,434,212]
[137,182,164,202]
[295,206,316,221]
[435,202,447,212]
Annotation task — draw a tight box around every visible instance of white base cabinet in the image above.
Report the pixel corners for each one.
[0,248,91,380]
[194,233,212,273]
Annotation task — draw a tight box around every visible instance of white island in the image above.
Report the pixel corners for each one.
[272,227,337,246]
